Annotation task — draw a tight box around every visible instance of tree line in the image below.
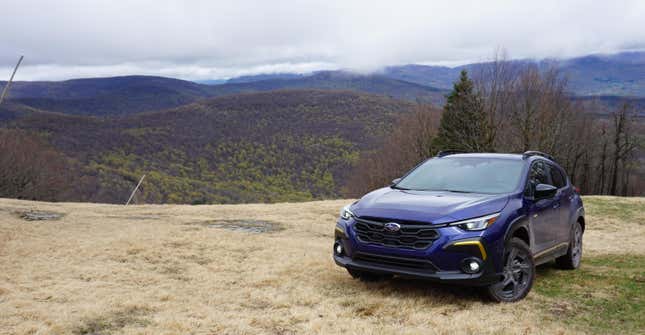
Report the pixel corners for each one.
[345,56,643,197]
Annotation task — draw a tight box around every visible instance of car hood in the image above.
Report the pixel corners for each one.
[352,187,510,224]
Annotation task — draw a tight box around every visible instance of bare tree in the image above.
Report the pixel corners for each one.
[473,49,519,150]
[0,129,72,201]
[608,103,639,195]
[477,57,644,196]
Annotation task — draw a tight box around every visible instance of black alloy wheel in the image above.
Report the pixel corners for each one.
[486,238,535,302]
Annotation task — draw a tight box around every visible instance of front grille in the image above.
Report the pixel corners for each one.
[354,252,437,271]
[352,217,440,249]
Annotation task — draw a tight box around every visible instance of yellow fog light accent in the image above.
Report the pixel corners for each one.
[335,226,345,236]
[453,240,487,260]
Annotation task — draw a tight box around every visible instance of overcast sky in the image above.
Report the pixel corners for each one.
[2,0,644,81]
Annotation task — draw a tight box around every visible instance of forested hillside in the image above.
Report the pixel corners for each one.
[2,90,416,203]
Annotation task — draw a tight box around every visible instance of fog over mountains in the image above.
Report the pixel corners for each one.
[209,51,645,97]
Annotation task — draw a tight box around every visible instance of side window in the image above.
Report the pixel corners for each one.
[525,160,553,195]
[529,161,553,186]
[549,165,566,189]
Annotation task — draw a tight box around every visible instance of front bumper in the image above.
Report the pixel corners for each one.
[334,253,499,286]
[334,220,502,286]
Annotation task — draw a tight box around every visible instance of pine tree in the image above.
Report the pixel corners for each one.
[434,70,489,152]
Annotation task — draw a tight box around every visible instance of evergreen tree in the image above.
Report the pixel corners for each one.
[434,70,489,152]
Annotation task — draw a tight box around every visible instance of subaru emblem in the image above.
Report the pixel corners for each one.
[384,222,401,233]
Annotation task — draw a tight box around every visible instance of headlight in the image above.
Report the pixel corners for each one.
[449,213,500,231]
[340,205,355,220]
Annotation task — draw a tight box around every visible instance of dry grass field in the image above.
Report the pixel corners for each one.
[0,196,643,335]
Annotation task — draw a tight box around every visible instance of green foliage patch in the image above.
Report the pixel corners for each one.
[582,197,645,223]
[534,254,645,334]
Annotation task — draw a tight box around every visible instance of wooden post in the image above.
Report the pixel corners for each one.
[0,56,24,106]
[125,174,146,206]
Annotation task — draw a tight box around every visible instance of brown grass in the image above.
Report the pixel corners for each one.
[0,196,642,334]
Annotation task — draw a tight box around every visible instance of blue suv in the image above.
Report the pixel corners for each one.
[333,151,585,302]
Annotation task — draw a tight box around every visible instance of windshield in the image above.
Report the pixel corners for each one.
[395,157,525,194]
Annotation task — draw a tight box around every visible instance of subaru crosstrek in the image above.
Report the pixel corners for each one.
[333,151,584,302]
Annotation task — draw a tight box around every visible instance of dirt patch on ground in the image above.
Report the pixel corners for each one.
[17,210,64,221]
[198,219,283,233]
[72,306,153,335]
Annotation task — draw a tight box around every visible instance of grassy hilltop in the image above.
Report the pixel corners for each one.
[0,196,642,334]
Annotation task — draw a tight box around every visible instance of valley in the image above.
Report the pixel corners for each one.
[1,51,643,204]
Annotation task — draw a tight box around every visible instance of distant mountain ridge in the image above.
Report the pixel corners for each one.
[1,71,445,116]
[193,52,645,97]
[223,73,305,84]
[383,51,645,97]
[208,71,445,104]
[2,51,643,118]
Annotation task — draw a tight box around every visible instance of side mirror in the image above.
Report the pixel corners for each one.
[534,183,557,199]
[391,178,401,185]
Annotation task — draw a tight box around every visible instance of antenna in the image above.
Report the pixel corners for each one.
[0,55,24,106]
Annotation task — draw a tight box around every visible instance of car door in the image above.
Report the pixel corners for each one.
[525,160,559,253]
[549,164,572,244]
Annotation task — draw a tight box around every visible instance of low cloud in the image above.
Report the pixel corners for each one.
[2,0,644,80]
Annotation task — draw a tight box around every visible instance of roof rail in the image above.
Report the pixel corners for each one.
[522,151,555,161]
[436,150,468,157]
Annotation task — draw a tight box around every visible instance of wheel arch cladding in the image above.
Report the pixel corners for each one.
[504,215,531,248]
[577,216,585,233]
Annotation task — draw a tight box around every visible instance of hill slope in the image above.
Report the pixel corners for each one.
[1,76,214,116]
[5,90,416,203]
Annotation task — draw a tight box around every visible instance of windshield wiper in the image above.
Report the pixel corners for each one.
[392,186,472,193]
[441,189,473,193]
[417,188,473,193]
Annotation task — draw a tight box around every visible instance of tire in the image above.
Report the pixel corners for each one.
[346,268,392,282]
[556,221,583,270]
[486,238,535,302]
